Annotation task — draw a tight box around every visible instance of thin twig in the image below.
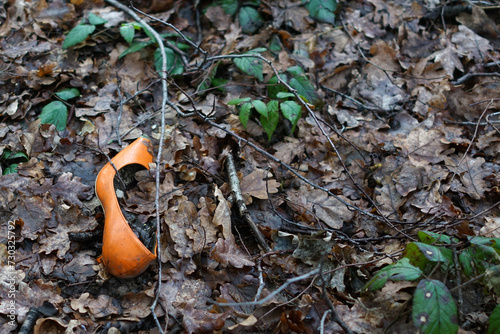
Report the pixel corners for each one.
[115,75,124,146]
[452,72,500,85]
[225,147,272,252]
[216,269,320,307]
[319,261,353,334]
[103,1,168,332]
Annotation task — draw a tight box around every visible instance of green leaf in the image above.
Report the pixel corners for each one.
[459,250,474,278]
[120,23,135,44]
[239,102,252,129]
[280,100,302,133]
[233,52,264,81]
[228,97,252,105]
[412,279,458,334]
[154,47,184,76]
[269,34,282,53]
[252,100,267,118]
[211,78,228,91]
[466,244,500,273]
[268,74,288,99]
[287,65,305,77]
[289,75,321,106]
[469,236,500,253]
[3,164,18,175]
[2,151,28,162]
[239,6,264,34]
[403,242,453,271]
[88,13,107,25]
[487,304,500,334]
[62,24,96,49]
[40,101,68,131]
[218,0,239,16]
[55,88,80,101]
[303,0,337,25]
[277,92,296,99]
[267,99,279,114]
[485,265,500,295]
[363,258,423,291]
[418,231,456,245]
[260,107,279,141]
[119,39,156,58]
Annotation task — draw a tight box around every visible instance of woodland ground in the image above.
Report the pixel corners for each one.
[1,0,500,333]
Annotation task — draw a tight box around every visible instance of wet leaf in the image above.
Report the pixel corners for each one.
[412,279,458,334]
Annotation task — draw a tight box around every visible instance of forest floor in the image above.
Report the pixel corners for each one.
[1,0,500,333]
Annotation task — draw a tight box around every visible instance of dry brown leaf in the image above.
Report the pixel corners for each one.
[210,238,255,268]
[240,168,279,203]
[445,156,492,200]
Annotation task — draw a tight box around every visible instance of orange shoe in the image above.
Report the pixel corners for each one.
[95,137,157,278]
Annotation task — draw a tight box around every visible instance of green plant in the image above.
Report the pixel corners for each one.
[118,26,189,75]
[215,0,264,34]
[227,53,322,140]
[302,0,338,25]
[1,150,29,175]
[363,230,500,334]
[62,13,108,49]
[39,88,80,131]
[228,92,301,141]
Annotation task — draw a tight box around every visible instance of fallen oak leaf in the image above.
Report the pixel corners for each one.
[210,238,255,268]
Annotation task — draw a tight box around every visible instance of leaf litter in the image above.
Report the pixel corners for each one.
[1,0,500,333]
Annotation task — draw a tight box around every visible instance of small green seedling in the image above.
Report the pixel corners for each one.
[39,88,80,131]
[1,150,29,175]
[63,13,107,49]
[228,92,301,141]
[364,230,500,334]
[215,0,264,34]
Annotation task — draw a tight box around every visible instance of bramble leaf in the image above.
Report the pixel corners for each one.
[403,242,453,271]
[62,24,96,49]
[303,0,337,25]
[40,101,68,131]
[412,279,458,334]
[218,0,239,16]
[363,258,422,291]
[233,50,264,81]
[239,6,264,34]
